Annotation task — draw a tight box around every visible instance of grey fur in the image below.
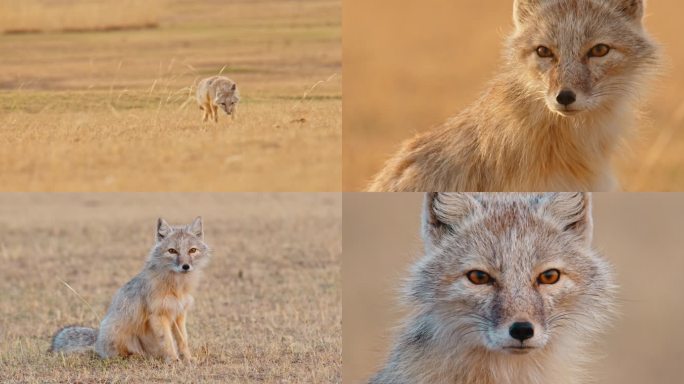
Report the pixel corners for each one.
[371,193,617,384]
[50,218,210,362]
[196,75,240,123]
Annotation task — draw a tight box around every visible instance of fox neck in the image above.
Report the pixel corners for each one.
[473,75,632,190]
[142,264,199,296]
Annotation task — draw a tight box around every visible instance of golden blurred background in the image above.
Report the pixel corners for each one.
[343,193,684,383]
[343,1,684,191]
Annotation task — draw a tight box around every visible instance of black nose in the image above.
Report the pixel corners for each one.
[182,264,190,271]
[509,322,534,341]
[556,89,576,106]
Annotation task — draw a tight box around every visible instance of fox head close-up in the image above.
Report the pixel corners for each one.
[150,216,211,274]
[414,192,617,359]
[509,0,659,116]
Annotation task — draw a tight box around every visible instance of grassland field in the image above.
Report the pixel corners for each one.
[0,193,341,383]
[0,0,341,191]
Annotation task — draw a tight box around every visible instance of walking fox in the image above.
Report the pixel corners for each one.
[50,217,210,363]
[196,75,240,123]
[370,193,616,384]
[369,0,659,191]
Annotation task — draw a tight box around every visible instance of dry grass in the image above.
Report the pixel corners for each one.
[342,0,684,191]
[0,0,163,34]
[0,0,341,191]
[343,193,684,383]
[0,193,341,383]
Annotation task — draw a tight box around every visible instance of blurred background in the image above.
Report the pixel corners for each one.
[0,0,340,191]
[0,193,341,382]
[343,193,684,383]
[343,1,684,191]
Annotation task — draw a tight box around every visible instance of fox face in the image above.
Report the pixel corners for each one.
[150,217,210,274]
[215,83,240,115]
[509,0,658,116]
[412,193,615,355]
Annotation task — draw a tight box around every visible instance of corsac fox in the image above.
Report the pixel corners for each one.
[196,75,240,123]
[370,193,617,384]
[50,217,210,363]
[369,0,659,191]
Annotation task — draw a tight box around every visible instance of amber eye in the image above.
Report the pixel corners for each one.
[189,248,198,254]
[536,46,553,58]
[588,44,610,58]
[168,248,178,255]
[538,269,561,285]
[466,270,492,285]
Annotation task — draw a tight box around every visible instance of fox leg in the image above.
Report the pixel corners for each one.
[173,312,193,362]
[200,105,208,122]
[211,104,219,123]
[149,315,179,363]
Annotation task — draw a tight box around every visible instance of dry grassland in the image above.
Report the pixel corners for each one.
[343,1,684,191]
[0,0,341,191]
[0,0,162,33]
[0,193,341,383]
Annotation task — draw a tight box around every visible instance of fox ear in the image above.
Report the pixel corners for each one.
[189,216,203,239]
[230,83,237,91]
[610,0,644,22]
[423,193,481,246]
[157,218,173,242]
[540,193,593,244]
[513,0,543,28]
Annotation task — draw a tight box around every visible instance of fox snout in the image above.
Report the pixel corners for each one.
[546,85,587,116]
[492,318,546,354]
[555,89,576,107]
[175,255,193,273]
[509,321,534,342]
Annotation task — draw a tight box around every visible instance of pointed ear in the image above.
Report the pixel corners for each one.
[540,193,593,243]
[157,218,173,242]
[513,0,543,29]
[422,193,481,246]
[610,0,644,22]
[189,216,203,239]
[230,83,237,91]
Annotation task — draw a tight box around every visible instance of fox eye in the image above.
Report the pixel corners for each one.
[189,248,198,254]
[466,270,492,285]
[588,44,610,58]
[536,46,553,58]
[168,248,178,254]
[537,269,561,285]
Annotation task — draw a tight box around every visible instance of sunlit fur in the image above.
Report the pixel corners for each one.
[196,75,240,122]
[50,217,210,363]
[368,0,660,192]
[370,193,617,384]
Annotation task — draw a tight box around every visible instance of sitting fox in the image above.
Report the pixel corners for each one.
[369,0,659,191]
[196,75,240,123]
[370,193,616,384]
[50,217,210,363]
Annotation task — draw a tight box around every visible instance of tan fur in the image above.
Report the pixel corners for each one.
[369,0,659,192]
[50,217,210,363]
[370,193,617,384]
[196,75,240,123]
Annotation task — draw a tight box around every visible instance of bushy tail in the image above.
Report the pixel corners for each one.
[49,326,97,354]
